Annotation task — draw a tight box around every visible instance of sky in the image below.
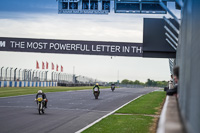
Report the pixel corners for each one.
[0,0,180,82]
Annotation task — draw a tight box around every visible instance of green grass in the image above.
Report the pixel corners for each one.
[116,91,166,115]
[83,115,153,133]
[0,86,109,97]
[83,91,166,133]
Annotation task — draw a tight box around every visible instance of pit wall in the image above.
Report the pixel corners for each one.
[0,81,57,87]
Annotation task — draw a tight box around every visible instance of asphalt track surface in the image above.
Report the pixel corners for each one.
[0,87,157,133]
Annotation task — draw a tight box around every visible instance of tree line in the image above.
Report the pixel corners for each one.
[120,79,168,87]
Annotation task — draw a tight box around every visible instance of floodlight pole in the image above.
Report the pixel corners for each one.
[14,68,17,81]
[10,67,13,81]
[41,71,44,81]
[57,72,59,82]
[29,69,32,81]
[54,72,57,82]
[32,70,36,81]
[51,71,54,82]
[35,70,38,81]
[38,71,41,81]
[18,69,21,81]
[45,71,48,82]
[0,67,4,80]
[5,67,9,81]
[23,69,26,81]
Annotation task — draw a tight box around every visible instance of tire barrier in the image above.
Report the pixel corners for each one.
[0,81,57,87]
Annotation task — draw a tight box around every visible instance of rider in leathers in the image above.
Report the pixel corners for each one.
[93,83,100,94]
[36,90,48,108]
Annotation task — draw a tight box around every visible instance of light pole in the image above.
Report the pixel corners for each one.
[58,73,61,82]
[35,70,38,81]
[28,69,32,81]
[51,71,54,82]
[54,72,56,82]
[10,67,13,81]
[23,69,26,81]
[41,71,44,81]
[5,67,9,81]
[14,68,17,81]
[18,69,21,81]
[32,70,36,81]
[45,71,48,82]
[0,66,4,80]
[38,71,41,81]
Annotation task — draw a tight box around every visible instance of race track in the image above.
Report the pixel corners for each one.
[0,87,157,133]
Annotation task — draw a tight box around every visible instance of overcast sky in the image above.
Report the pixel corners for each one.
[0,0,180,82]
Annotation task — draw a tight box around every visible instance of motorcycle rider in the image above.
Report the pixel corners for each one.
[111,83,115,88]
[93,83,100,94]
[111,83,115,91]
[36,90,48,108]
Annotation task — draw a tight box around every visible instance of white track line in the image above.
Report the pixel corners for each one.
[75,94,144,133]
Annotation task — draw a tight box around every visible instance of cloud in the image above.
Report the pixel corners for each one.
[0,13,144,43]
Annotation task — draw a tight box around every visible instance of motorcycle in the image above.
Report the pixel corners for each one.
[93,87,100,99]
[36,96,46,114]
[111,84,115,92]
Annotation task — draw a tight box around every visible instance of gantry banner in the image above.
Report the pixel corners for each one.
[0,37,143,57]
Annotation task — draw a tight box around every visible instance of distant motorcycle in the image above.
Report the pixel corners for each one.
[36,96,46,114]
[111,84,115,92]
[93,87,100,99]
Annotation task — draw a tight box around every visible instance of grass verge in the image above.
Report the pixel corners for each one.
[116,91,166,115]
[0,86,109,97]
[83,91,166,133]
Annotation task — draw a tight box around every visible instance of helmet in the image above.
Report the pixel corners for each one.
[96,83,99,86]
[38,90,42,93]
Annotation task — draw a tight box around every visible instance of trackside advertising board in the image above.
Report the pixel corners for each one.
[0,37,143,57]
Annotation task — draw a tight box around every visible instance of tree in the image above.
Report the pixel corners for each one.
[121,79,129,84]
[121,78,167,87]
[133,80,140,85]
[129,80,134,84]
[146,79,153,86]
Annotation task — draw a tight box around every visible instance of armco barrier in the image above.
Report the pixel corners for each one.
[36,82,38,87]
[4,81,8,87]
[0,81,57,87]
[32,82,34,87]
[23,81,26,87]
[27,82,30,87]
[9,81,12,87]
[19,81,22,87]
